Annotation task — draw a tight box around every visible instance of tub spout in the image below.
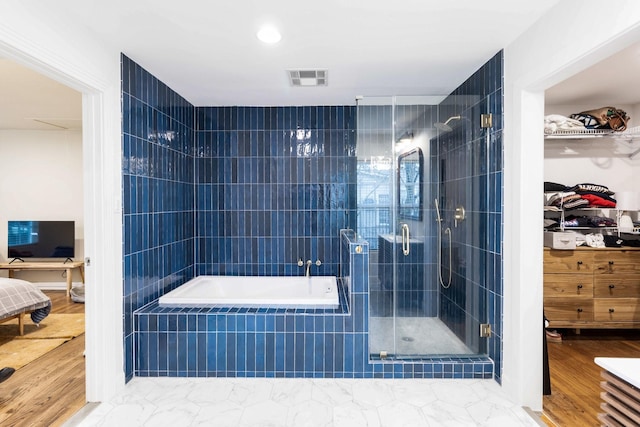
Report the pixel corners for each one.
[305,260,312,277]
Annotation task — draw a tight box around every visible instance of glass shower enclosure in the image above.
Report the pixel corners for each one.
[357,96,488,359]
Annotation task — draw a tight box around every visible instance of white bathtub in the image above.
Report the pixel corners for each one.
[158,275,340,309]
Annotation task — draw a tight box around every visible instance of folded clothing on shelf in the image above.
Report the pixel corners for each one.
[544,115,586,134]
[562,215,616,228]
[585,233,605,248]
[545,182,617,209]
[579,193,617,207]
[544,181,569,192]
[568,183,615,196]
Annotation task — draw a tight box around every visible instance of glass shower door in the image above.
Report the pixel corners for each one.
[391,145,426,355]
[359,96,488,359]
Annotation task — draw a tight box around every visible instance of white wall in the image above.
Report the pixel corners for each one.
[504,0,640,411]
[0,129,84,285]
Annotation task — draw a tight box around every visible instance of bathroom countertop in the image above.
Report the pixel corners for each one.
[594,357,640,387]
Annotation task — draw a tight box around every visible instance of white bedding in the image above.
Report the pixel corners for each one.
[0,277,51,321]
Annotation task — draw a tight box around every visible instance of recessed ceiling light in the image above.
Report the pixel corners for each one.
[257,26,281,44]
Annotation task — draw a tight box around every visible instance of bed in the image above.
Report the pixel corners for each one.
[0,277,51,335]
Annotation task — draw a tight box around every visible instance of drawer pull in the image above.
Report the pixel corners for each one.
[577,261,583,265]
[577,284,583,289]
[609,284,615,290]
[608,261,614,272]
[577,308,583,313]
[609,308,615,313]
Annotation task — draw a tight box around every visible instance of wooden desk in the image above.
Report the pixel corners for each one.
[0,261,85,297]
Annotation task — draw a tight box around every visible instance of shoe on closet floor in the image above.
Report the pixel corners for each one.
[546,329,562,343]
[0,367,15,383]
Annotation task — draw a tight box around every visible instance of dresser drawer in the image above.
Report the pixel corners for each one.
[594,298,640,322]
[544,298,593,321]
[594,275,640,298]
[544,250,593,274]
[594,251,640,275]
[544,274,593,297]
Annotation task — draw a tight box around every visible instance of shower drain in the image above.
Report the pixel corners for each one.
[401,336,414,342]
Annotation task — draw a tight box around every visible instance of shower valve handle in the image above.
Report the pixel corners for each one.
[454,206,466,228]
[315,259,322,266]
[297,259,304,267]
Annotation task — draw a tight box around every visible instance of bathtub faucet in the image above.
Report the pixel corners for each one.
[298,258,322,277]
[305,260,312,277]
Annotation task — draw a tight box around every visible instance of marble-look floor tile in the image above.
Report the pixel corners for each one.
[378,401,427,426]
[72,378,541,427]
[311,380,353,406]
[271,379,313,406]
[352,380,395,408]
[239,400,288,426]
[195,402,243,427]
[333,402,380,427]
[286,400,333,427]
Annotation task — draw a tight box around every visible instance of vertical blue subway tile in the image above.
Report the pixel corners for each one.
[275,333,285,372]
[157,332,168,371]
[313,334,324,372]
[127,50,501,380]
[216,332,226,371]
[285,332,295,371]
[255,333,265,373]
[304,333,314,372]
[226,333,236,372]
[168,332,178,371]
[294,332,305,372]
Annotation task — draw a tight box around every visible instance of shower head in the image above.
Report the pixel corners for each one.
[434,115,462,132]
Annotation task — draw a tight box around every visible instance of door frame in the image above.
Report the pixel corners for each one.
[0,29,124,401]
[503,9,640,411]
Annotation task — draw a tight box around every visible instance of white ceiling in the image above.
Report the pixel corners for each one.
[0,58,81,130]
[77,0,558,106]
[546,40,640,106]
[11,0,624,131]
[49,0,561,106]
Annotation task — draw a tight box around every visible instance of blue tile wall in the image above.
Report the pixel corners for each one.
[122,54,498,382]
[122,55,196,381]
[194,106,357,277]
[433,51,504,382]
[134,231,493,378]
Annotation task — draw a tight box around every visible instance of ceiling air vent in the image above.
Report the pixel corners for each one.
[288,70,328,87]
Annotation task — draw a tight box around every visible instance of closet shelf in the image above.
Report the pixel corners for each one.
[547,227,640,234]
[544,207,615,212]
[544,128,614,139]
[545,126,640,159]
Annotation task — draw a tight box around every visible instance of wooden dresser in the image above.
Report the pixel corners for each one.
[544,247,640,329]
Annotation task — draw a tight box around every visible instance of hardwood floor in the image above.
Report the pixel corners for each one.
[0,290,85,427]
[543,329,640,427]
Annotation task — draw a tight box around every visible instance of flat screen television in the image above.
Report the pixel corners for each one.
[8,221,75,260]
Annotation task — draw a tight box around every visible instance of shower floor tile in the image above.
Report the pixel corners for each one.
[369,316,474,356]
[71,377,541,426]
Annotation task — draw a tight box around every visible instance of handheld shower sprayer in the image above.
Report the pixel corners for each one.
[435,198,452,289]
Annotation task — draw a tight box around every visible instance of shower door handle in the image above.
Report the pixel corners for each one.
[401,223,410,256]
